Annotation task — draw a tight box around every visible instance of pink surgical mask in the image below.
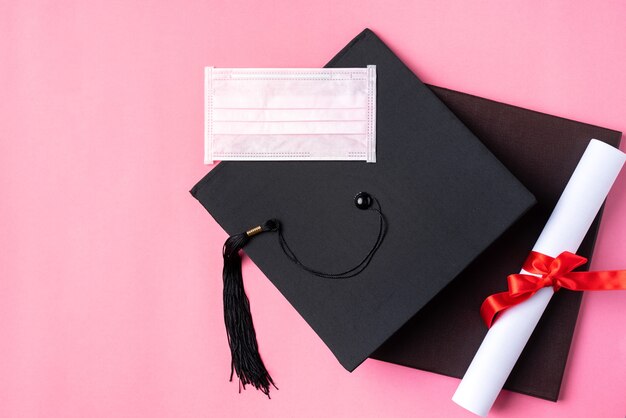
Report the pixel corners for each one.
[204,66,377,164]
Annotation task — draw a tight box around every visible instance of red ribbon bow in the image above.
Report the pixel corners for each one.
[481,251,626,328]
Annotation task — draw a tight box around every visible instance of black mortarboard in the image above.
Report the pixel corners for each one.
[190,28,535,395]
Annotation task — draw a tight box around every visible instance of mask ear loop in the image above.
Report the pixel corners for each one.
[221,192,387,397]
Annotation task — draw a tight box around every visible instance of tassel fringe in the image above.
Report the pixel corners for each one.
[222,220,278,397]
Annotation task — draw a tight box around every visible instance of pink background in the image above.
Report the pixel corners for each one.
[1,1,625,417]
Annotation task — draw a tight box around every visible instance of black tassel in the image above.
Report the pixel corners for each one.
[220,192,386,397]
[222,220,279,398]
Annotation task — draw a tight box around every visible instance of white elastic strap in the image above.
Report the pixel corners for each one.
[205,66,214,164]
[366,65,377,163]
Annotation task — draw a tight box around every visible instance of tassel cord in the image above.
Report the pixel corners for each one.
[276,200,387,279]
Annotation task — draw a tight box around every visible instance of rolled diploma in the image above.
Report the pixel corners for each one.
[452,139,626,416]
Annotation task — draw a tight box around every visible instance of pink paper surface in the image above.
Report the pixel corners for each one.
[1,1,625,417]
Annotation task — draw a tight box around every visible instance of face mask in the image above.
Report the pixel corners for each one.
[204,66,377,164]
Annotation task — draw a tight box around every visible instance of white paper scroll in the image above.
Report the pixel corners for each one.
[452,139,626,416]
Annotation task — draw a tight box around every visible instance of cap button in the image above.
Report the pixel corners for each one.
[354,192,373,210]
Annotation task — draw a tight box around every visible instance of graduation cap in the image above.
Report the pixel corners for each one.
[190,28,535,396]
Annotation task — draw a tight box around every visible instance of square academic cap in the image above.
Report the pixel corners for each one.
[190,28,535,395]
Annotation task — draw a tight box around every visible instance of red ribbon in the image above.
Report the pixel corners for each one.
[481,251,626,328]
